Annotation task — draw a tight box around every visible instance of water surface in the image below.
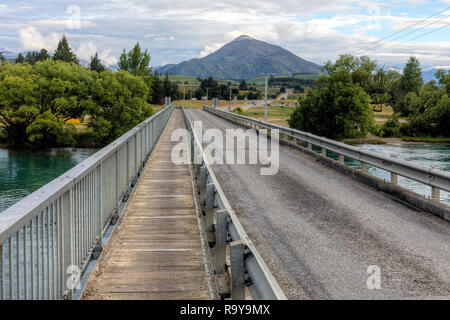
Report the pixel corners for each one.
[0,148,97,213]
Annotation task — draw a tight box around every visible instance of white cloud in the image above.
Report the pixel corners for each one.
[18,27,60,52]
[3,0,450,69]
[76,41,118,66]
[34,18,96,30]
[200,43,225,57]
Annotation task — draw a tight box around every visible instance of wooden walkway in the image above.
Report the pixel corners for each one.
[82,110,211,300]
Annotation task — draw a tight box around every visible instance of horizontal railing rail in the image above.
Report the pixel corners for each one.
[204,106,450,206]
[182,107,286,300]
[0,106,174,300]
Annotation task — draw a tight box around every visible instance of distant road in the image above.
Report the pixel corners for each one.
[187,108,450,300]
[218,99,266,111]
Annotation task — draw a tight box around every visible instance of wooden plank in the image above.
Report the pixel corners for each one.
[82,110,210,300]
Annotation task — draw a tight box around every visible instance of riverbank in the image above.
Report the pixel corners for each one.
[342,134,450,146]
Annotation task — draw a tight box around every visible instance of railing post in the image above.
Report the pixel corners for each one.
[321,147,326,157]
[307,143,312,151]
[230,240,246,300]
[432,187,440,203]
[339,154,344,164]
[92,164,103,260]
[61,189,73,300]
[391,172,398,185]
[215,209,228,274]
[205,183,215,232]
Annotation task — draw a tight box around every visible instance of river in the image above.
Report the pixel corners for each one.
[353,143,450,205]
[0,144,449,213]
[0,148,97,213]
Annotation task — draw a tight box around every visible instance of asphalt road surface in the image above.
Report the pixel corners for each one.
[186,108,450,300]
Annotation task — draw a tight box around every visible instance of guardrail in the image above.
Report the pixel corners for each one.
[0,106,174,300]
[204,106,450,208]
[181,107,286,300]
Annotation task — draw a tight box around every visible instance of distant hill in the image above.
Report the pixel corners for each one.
[423,68,441,83]
[156,35,322,80]
[0,48,17,61]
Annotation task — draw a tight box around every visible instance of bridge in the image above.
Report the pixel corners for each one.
[0,105,449,300]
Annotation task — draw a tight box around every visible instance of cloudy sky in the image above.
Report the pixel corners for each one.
[0,0,449,70]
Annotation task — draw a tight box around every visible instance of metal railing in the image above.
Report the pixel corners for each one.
[182,107,286,300]
[0,106,174,300]
[204,106,450,207]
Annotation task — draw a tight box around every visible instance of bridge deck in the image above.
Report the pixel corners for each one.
[82,110,211,300]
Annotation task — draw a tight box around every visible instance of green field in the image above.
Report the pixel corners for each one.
[247,74,320,86]
[160,75,240,86]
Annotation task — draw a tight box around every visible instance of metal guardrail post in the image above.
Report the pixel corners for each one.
[391,173,398,185]
[339,154,345,164]
[199,166,207,212]
[361,162,368,174]
[321,147,326,156]
[205,183,215,232]
[307,142,312,151]
[215,209,228,274]
[432,187,440,202]
[230,240,246,300]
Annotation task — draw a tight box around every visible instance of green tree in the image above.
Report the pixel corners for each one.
[89,53,106,72]
[200,76,219,99]
[36,49,51,62]
[369,68,401,111]
[118,42,152,77]
[118,42,154,102]
[0,60,96,146]
[400,56,423,95]
[15,53,25,63]
[239,80,248,90]
[20,49,51,65]
[162,73,181,99]
[0,52,5,63]
[289,55,374,139]
[53,35,79,65]
[149,73,164,104]
[89,71,153,144]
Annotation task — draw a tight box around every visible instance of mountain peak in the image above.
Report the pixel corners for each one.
[157,35,322,80]
[234,35,255,41]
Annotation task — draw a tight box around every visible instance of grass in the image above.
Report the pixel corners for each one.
[162,75,240,86]
[247,74,320,86]
[150,104,165,113]
[243,105,295,127]
[342,138,386,145]
[372,105,395,117]
[174,99,266,109]
[401,136,450,144]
